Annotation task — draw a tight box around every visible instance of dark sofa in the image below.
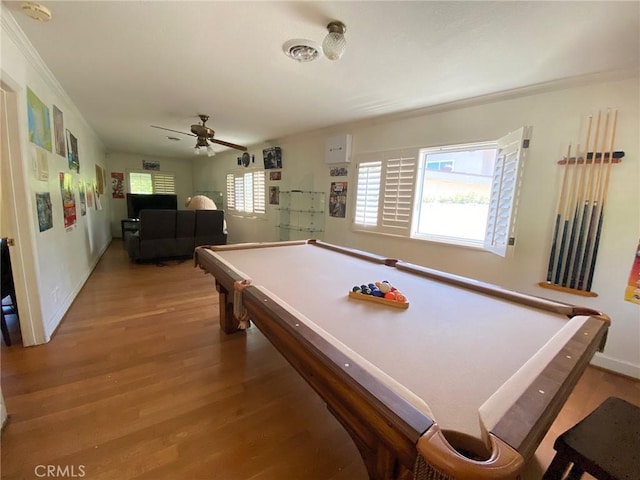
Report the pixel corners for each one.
[126,209,226,262]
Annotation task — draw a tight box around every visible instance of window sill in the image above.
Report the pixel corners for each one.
[351,227,489,252]
[229,213,267,220]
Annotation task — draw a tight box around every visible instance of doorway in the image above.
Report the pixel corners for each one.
[1,87,23,346]
[1,80,45,347]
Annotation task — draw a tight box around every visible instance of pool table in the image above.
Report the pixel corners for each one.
[195,240,610,480]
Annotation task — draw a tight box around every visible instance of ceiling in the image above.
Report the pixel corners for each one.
[4,1,639,159]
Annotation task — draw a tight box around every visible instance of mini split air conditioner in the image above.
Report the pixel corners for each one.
[325,134,352,164]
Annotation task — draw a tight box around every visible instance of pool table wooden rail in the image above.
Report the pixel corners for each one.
[194,241,610,480]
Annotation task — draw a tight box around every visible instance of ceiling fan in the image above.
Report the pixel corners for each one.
[151,114,247,155]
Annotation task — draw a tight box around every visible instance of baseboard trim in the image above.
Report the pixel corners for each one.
[591,352,640,380]
[44,240,112,340]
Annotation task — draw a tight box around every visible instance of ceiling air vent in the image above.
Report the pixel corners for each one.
[282,39,322,63]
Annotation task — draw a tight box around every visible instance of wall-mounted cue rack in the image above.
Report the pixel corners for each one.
[539,109,624,297]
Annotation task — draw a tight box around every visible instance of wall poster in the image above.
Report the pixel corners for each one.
[59,172,76,230]
[329,182,347,218]
[79,182,87,216]
[66,129,79,173]
[624,239,640,305]
[86,184,94,209]
[269,186,280,205]
[95,165,105,195]
[36,192,53,232]
[142,160,160,171]
[111,172,124,199]
[34,147,49,181]
[53,105,66,157]
[26,87,52,151]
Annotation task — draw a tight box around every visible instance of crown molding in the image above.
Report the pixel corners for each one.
[296,68,639,140]
[381,68,640,123]
[1,4,105,150]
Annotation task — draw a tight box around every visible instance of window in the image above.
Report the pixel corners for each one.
[128,171,175,194]
[352,127,531,256]
[226,170,266,215]
[414,143,497,244]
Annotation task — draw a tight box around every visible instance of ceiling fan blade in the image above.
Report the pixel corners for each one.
[151,125,196,137]
[210,138,248,152]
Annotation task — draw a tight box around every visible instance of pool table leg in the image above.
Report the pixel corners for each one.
[327,404,413,480]
[215,281,249,334]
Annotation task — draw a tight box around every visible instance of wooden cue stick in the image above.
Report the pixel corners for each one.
[586,109,618,291]
[554,138,585,285]
[553,116,593,285]
[546,143,573,282]
[569,110,602,289]
[577,110,610,290]
[560,114,594,286]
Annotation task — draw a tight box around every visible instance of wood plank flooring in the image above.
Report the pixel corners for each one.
[1,241,638,480]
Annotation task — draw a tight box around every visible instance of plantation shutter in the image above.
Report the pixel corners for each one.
[234,176,245,212]
[253,171,266,214]
[226,174,235,210]
[354,160,382,227]
[243,173,253,213]
[484,126,531,257]
[381,150,418,235]
[227,171,265,214]
[152,173,175,194]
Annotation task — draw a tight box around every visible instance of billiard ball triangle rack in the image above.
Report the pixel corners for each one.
[348,290,410,309]
[539,109,624,297]
[348,281,410,309]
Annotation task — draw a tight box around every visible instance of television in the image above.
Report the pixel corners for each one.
[126,193,178,219]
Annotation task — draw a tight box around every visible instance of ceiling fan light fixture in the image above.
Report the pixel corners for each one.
[322,21,346,61]
[283,39,322,62]
[152,114,247,153]
[206,145,215,157]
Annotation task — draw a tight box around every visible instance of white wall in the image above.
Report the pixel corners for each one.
[193,76,640,378]
[105,152,194,238]
[2,8,112,343]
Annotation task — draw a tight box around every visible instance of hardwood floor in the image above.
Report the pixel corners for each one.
[1,241,638,480]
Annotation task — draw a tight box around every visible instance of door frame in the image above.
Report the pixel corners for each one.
[1,73,46,346]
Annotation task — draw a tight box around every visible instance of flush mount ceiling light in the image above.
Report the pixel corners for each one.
[282,39,322,63]
[21,2,52,22]
[322,21,347,61]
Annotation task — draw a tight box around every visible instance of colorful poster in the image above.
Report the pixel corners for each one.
[111,172,124,199]
[53,105,66,157]
[35,192,53,232]
[59,172,76,229]
[329,181,347,218]
[86,184,94,209]
[79,182,87,216]
[624,239,640,304]
[26,87,52,151]
[66,129,79,173]
[95,165,104,195]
